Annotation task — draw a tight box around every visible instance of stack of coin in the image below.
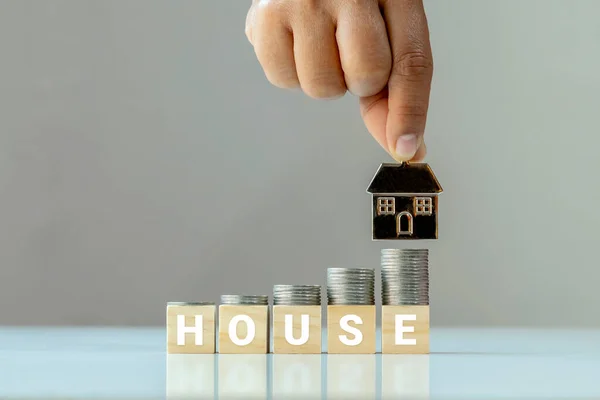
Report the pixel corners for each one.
[381,249,429,305]
[167,301,215,306]
[327,268,375,305]
[220,294,269,305]
[273,285,321,306]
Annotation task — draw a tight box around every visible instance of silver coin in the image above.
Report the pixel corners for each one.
[327,267,376,305]
[381,249,429,306]
[220,294,269,305]
[274,285,321,290]
[273,285,321,306]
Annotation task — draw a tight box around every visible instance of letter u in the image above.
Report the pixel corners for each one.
[284,314,310,345]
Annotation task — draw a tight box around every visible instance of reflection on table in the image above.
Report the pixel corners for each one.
[166,353,430,399]
[3,328,600,398]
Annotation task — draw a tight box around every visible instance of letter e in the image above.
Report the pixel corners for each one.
[395,314,417,345]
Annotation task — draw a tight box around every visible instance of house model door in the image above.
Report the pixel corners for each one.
[397,211,413,236]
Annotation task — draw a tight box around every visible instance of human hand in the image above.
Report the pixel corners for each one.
[245,0,433,162]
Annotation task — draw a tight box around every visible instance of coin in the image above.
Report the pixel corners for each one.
[381,249,429,306]
[220,294,269,305]
[273,284,321,305]
[327,267,375,305]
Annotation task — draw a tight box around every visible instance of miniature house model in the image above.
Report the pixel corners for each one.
[366,163,443,240]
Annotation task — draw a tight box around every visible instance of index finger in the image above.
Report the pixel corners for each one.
[381,0,433,161]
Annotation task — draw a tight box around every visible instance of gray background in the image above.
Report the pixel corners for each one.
[0,0,598,327]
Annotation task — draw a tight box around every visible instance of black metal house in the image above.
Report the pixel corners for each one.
[366,163,443,240]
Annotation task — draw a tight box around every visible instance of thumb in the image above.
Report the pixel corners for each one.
[381,0,433,161]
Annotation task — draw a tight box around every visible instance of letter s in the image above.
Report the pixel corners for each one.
[338,314,363,346]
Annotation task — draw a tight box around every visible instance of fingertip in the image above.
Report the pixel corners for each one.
[390,134,427,162]
[393,133,419,161]
[411,140,427,162]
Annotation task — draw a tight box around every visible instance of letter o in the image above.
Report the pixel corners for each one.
[228,315,256,346]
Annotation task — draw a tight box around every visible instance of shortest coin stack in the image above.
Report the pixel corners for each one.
[327,268,375,305]
[381,249,429,306]
[167,301,215,306]
[273,285,322,306]
[220,294,269,305]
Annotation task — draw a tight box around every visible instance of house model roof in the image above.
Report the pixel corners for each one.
[366,162,443,194]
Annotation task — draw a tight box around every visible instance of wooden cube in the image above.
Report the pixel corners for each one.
[382,305,429,354]
[218,305,269,354]
[272,305,322,354]
[327,305,376,354]
[166,302,216,354]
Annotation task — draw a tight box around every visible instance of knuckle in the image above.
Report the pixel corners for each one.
[268,74,300,90]
[258,57,299,89]
[392,51,433,81]
[392,103,428,119]
[303,75,346,99]
[347,66,390,97]
[293,0,322,13]
[255,0,287,22]
[304,86,346,100]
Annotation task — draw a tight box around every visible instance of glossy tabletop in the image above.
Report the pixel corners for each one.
[1,327,599,399]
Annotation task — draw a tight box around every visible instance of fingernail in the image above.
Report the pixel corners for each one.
[395,134,419,160]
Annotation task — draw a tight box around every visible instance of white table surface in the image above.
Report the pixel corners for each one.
[1,327,599,399]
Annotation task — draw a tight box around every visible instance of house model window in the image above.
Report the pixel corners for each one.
[377,197,395,215]
[414,197,433,216]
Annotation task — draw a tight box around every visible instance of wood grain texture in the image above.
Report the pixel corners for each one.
[272,305,322,354]
[166,304,216,354]
[218,305,269,354]
[327,305,376,354]
[382,305,429,354]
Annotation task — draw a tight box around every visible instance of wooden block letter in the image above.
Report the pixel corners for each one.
[219,305,268,354]
[166,303,216,354]
[327,306,376,354]
[382,305,429,354]
[272,306,321,354]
